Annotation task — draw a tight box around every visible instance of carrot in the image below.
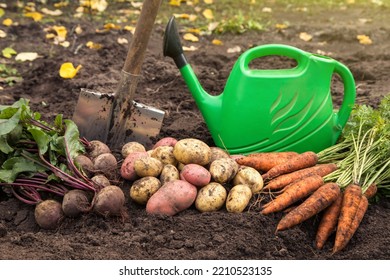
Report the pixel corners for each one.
[263,163,338,191]
[261,174,324,215]
[332,184,362,253]
[363,183,377,199]
[276,182,340,232]
[262,151,319,181]
[237,152,299,172]
[333,194,368,254]
[315,191,343,249]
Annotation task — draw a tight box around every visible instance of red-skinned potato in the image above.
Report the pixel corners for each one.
[180,163,211,187]
[153,137,178,149]
[120,151,149,181]
[146,179,197,216]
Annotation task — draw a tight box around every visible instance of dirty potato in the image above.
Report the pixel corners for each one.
[210,147,230,163]
[160,164,180,185]
[134,157,164,178]
[233,166,264,194]
[121,141,146,158]
[195,182,227,212]
[173,138,211,166]
[130,176,162,205]
[209,158,239,184]
[225,184,252,213]
[151,146,178,166]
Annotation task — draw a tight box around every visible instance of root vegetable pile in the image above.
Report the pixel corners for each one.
[1,95,389,256]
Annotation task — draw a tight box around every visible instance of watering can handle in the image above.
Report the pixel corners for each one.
[241,44,310,70]
[333,61,356,128]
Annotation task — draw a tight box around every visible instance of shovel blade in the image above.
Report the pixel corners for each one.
[72,88,164,149]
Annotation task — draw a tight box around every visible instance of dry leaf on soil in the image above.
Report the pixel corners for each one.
[59,62,82,79]
[299,32,313,42]
[357,34,372,45]
[15,52,39,62]
[183,33,199,42]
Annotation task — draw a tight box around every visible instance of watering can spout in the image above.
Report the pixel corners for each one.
[163,16,222,134]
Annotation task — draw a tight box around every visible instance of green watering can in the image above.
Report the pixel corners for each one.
[163,17,356,154]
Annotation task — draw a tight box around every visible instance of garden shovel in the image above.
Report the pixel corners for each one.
[72,0,164,150]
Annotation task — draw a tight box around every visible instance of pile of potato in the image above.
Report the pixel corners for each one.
[120,137,264,216]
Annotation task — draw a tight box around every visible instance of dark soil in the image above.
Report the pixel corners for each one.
[1,2,390,260]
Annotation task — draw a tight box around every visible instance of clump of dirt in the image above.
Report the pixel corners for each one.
[1,2,390,260]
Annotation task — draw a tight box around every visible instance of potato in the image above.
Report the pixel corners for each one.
[160,164,180,185]
[209,158,239,184]
[121,141,146,158]
[233,166,264,194]
[153,137,178,148]
[173,138,211,166]
[146,179,197,216]
[195,182,227,212]
[134,156,163,177]
[180,163,211,187]
[120,151,149,181]
[210,147,230,162]
[225,184,252,213]
[151,146,178,166]
[130,176,162,205]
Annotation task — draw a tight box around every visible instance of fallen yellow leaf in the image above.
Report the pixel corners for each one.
[123,25,135,34]
[117,37,128,44]
[0,29,6,38]
[103,23,121,30]
[169,0,182,6]
[54,1,69,8]
[173,13,191,19]
[299,32,313,42]
[203,9,214,20]
[52,25,67,41]
[183,45,198,52]
[2,47,17,58]
[75,25,83,34]
[2,18,12,26]
[275,23,288,29]
[41,8,63,16]
[357,34,372,45]
[24,12,43,22]
[186,28,201,34]
[59,62,82,79]
[183,33,199,42]
[212,39,223,45]
[15,52,39,62]
[204,0,213,4]
[86,41,103,49]
[80,0,108,12]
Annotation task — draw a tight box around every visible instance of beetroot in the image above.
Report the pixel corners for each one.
[62,189,92,217]
[34,200,64,230]
[93,185,125,216]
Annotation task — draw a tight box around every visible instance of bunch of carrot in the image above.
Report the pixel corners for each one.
[236,94,390,254]
[237,150,368,254]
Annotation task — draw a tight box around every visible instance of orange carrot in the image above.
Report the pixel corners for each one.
[315,191,343,249]
[276,182,340,232]
[363,183,377,199]
[262,151,319,181]
[264,163,338,191]
[333,194,368,254]
[332,184,362,253]
[236,152,298,172]
[261,174,324,215]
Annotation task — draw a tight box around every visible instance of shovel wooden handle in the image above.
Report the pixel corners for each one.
[123,0,162,75]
